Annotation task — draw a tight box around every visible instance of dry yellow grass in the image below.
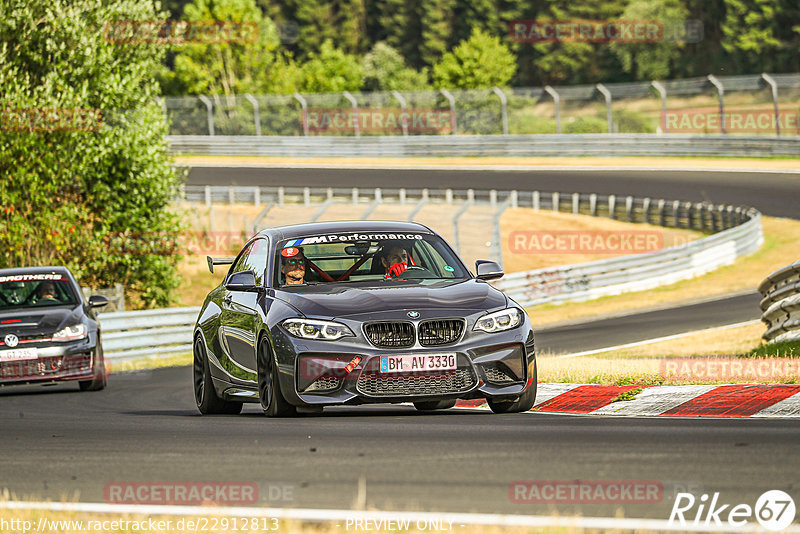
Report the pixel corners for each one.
[537,322,800,385]
[526,216,800,327]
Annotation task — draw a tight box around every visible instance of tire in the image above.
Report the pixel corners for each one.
[193,336,243,415]
[257,336,296,417]
[79,345,107,391]
[487,362,537,414]
[413,400,457,411]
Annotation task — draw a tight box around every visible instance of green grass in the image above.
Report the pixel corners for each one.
[745,340,800,358]
[610,387,644,402]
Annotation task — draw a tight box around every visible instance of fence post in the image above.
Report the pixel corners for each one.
[642,197,651,223]
[552,191,560,212]
[625,195,634,221]
[278,186,285,207]
[445,189,453,204]
[492,87,509,135]
[228,186,235,204]
[651,81,667,133]
[658,199,666,226]
[589,193,597,216]
[572,192,580,214]
[544,86,561,133]
[244,93,261,136]
[533,191,540,212]
[596,83,613,133]
[761,73,780,136]
[452,199,474,254]
[343,91,360,138]
[254,186,260,206]
[352,187,358,205]
[672,200,681,227]
[198,95,214,136]
[204,185,211,207]
[490,189,497,208]
[608,195,616,219]
[391,90,409,136]
[293,92,309,136]
[510,190,518,209]
[440,89,457,134]
[399,189,406,205]
[707,75,726,134]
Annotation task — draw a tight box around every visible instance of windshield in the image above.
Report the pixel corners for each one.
[274,232,469,287]
[0,274,79,309]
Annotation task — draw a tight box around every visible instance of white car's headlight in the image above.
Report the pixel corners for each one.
[473,308,523,333]
[282,318,354,341]
[52,323,87,342]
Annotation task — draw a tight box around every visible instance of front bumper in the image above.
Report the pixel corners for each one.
[0,337,97,386]
[271,314,536,407]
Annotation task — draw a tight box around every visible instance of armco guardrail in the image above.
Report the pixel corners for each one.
[758,260,800,344]
[168,134,800,158]
[99,307,199,361]
[496,210,761,307]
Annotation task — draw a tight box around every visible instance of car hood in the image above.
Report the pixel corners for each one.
[275,279,507,319]
[0,305,83,337]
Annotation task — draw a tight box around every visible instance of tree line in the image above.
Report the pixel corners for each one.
[157,0,800,95]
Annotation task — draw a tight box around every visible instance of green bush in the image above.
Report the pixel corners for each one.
[563,115,608,134]
[0,0,183,308]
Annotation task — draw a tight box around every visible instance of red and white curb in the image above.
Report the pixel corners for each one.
[454,384,800,418]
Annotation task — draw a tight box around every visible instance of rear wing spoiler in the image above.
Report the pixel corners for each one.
[207,256,235,274]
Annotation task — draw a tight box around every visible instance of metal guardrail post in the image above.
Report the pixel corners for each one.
[544,86,561,133]
[452,199,474,254]
[303,187,311,206]
[589,193,597,216]
[407,189,429,221]
[197,95,215,136]
[761,73,780,136]
[572,193,580,214]
[244,94,261,136]
[278,186,285,206]
[608,195,616,219]
[391,90,409,136]
[445,189,453,204]
[254,186,260,206]
[490,190,497,208]
[651,81,667,133]
[399,189,406,205]
[352,187,358,205]
[293,93,309,136]
[596,84,613,133]
[343,91,360,138]
[228,186,235,204]
[492,87,509,135]
[440,89,457,134]
[532,191,540,211]
[552,192,559,212]
[625,196,634,221]
[642,197,651,223]
[707,75,726,134]
[204,185,211,207]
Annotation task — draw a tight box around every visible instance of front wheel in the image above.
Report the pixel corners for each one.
[193,336,242,415]
[487,363,537,414]
[257,337,296,417]
[79,345,107,391]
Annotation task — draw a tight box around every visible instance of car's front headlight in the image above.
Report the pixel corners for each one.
[282,318,354,341]
[52,323,87,342]
[473,308,523,333]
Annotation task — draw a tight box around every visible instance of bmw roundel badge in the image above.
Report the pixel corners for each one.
[407,311,420,319]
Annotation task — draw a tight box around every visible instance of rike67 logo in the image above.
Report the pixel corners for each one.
[669,490,796,531]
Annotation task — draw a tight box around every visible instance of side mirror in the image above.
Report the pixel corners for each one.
[475,260,504,280]
[225,270,259,291]
[88,295,109,309]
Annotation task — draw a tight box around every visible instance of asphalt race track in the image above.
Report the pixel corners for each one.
[187,167,800,218]
[2,366,800,519]
[1,166,798,523]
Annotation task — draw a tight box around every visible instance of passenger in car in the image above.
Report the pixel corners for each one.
[280,247,306,285]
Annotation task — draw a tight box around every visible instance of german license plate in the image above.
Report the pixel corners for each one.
[380,354,456,373]
[0,348,38,361]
